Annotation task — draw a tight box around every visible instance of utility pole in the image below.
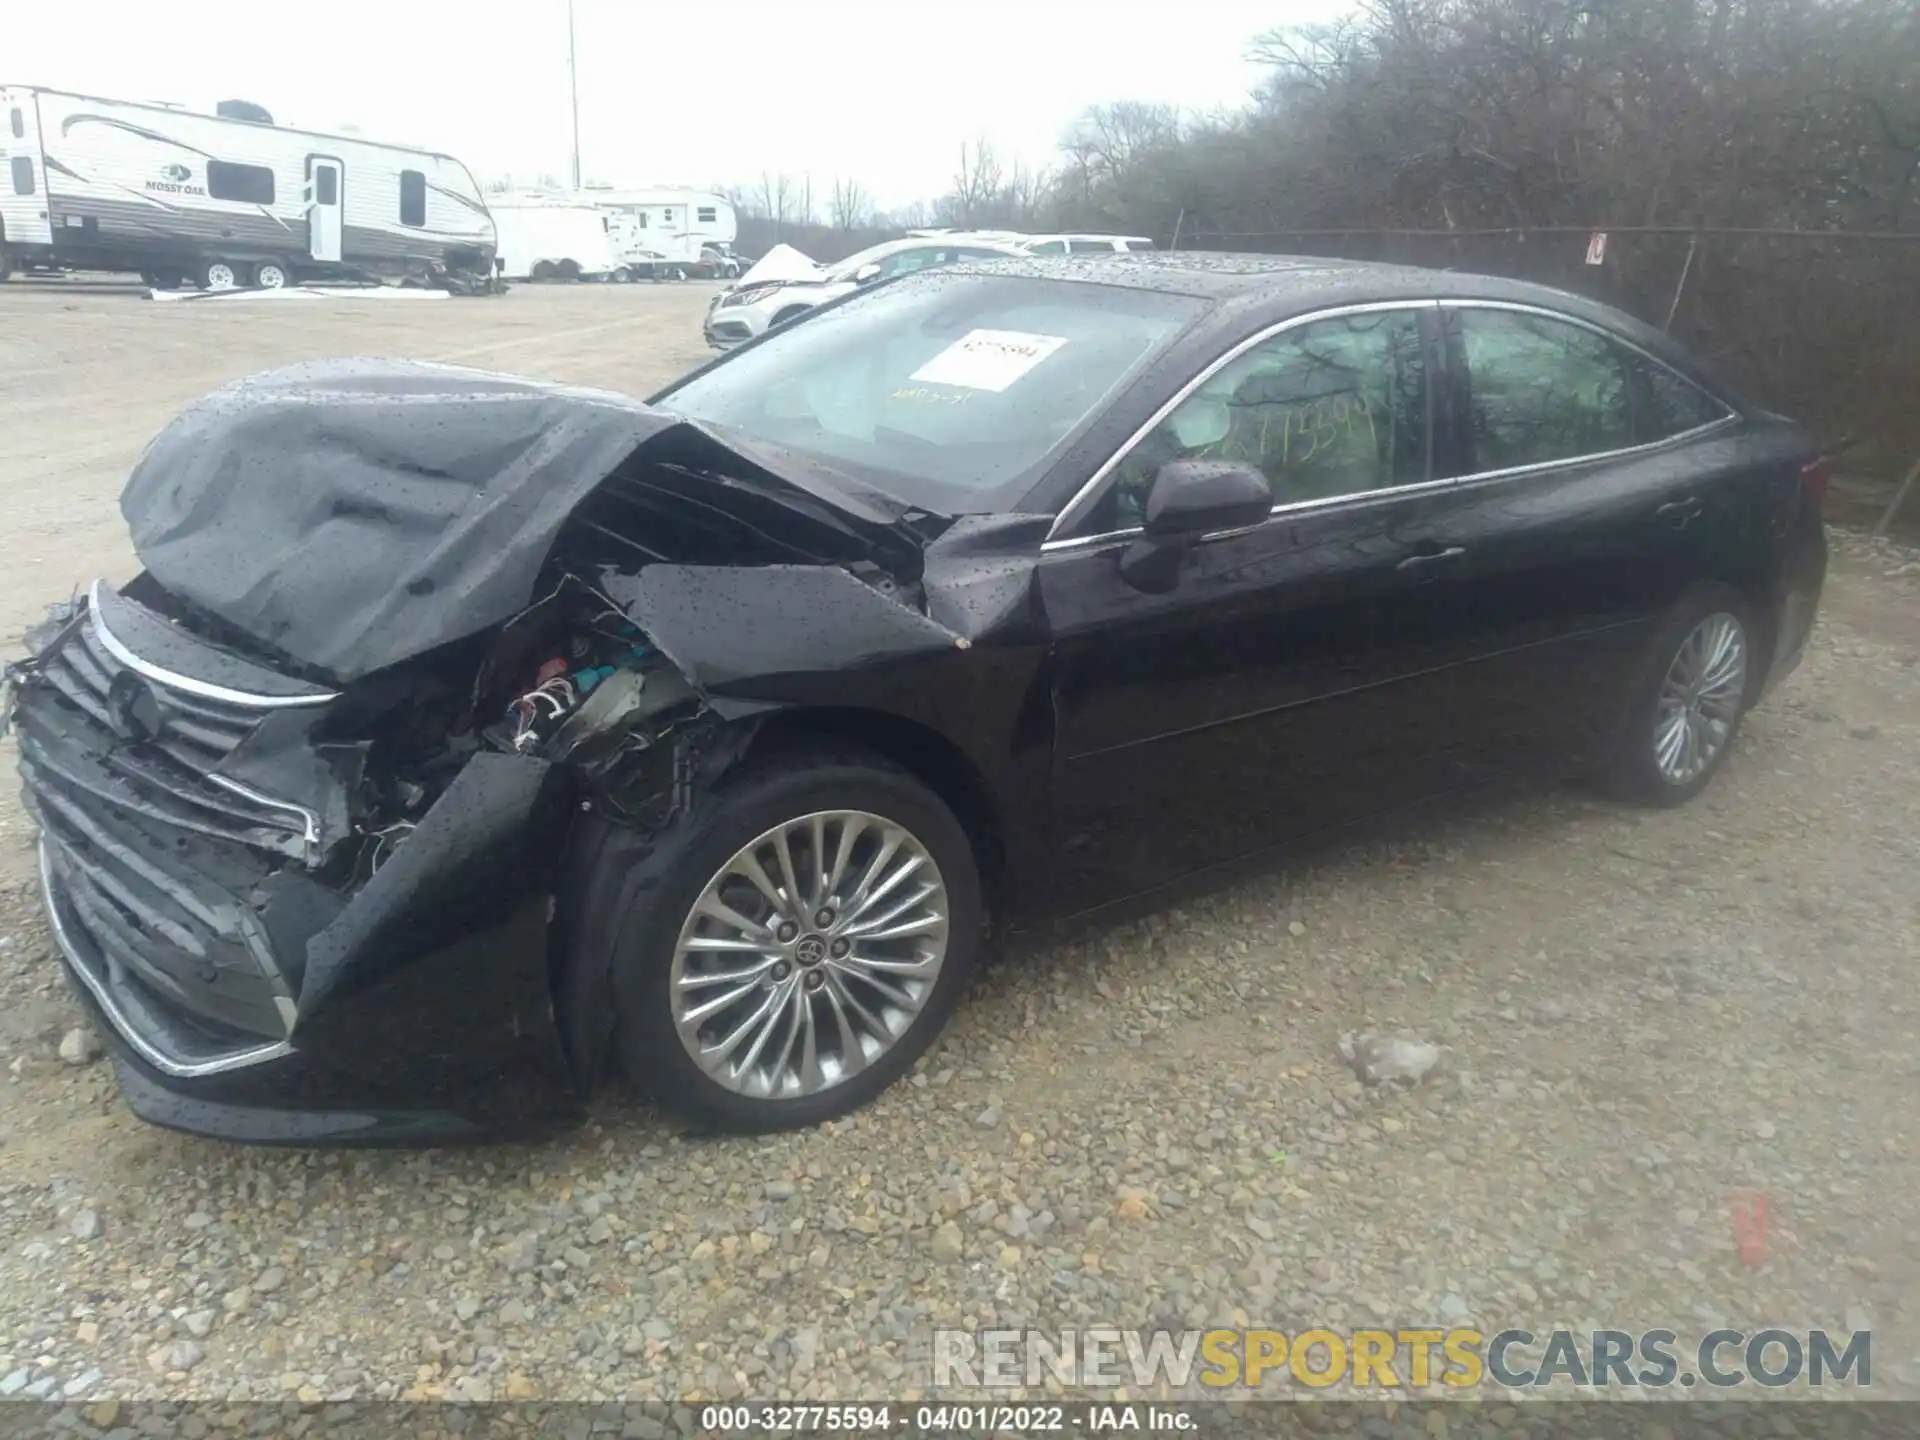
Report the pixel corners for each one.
[567,0,582,191]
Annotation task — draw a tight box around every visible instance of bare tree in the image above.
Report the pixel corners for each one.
[829,177,872,230]
[754,172,799,225]
[947,137,1006,225]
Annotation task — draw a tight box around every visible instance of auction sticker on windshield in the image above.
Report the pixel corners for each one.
[910,329,1068,392]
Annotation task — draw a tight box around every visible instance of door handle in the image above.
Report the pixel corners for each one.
[1396,545,1466,572]
[1656,496,1705,527]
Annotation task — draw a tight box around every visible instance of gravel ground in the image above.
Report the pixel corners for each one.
[0,285,1915,1412]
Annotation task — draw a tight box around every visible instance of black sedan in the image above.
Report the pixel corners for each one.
[2,253,1827,1143]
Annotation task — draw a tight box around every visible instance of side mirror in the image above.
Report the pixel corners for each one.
[1144,460,1273,536]
[1118,460,1273,593]
[852,262,882,286]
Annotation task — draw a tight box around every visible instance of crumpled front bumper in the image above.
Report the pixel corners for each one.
[10,586,586,1144]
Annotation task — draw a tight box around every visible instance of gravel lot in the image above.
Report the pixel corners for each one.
[0,279,1915,1411]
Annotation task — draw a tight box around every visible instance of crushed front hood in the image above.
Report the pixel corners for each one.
[122,359,943,680]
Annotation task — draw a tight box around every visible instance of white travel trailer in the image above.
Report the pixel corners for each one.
[576,186,738,275]
[0,85,496,290]
[486,196,618,281]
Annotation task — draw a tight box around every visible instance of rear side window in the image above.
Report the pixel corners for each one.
[10,155,33,196]
[696,206,717,223]
[1029,239,1068,255]
[1624,352,1729,441]
[399,170,427,227]
[1452,309,1632,472]
[206,160,275,205]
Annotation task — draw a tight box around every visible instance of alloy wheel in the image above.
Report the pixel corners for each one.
[669,810,951,1100]
[1653,611,1747,784]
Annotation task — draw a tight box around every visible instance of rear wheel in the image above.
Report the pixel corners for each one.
[254,260,290,289]
[1597,583,1757,806]
[605,747,982,1133]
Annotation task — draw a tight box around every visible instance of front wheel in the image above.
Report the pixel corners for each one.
[199,259,244,290]
[607,748,982,1133]
[1597,584,1757,806]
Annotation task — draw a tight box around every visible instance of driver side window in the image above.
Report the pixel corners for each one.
[1095,308,1430,533]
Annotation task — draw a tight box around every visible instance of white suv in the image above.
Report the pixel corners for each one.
[703,235,1028,349]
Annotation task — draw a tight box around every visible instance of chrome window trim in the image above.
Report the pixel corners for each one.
[37,841,293,1078]
[1041,295,1741,555]
[1043,301,1438,545]
[89,580,337,709]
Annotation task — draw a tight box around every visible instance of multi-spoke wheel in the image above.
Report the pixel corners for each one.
[1599,584,1758,805]
[671,811,951,1100]
[605,747,982,1131]
[1652,612,1746,785]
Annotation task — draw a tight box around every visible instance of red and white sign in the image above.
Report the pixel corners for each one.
[1585,231,1608,266]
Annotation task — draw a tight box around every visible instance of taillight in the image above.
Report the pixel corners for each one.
[1799,457,1831,506]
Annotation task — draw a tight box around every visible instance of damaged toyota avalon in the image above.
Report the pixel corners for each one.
[2,254,1827,1144]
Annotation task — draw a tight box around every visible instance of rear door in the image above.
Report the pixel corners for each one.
[305,156,344,263]
[1409,301,1746,777]
[1040,303,1483,911]
[1,87,54,248]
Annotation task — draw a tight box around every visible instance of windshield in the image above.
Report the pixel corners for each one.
[658,273,1205,512]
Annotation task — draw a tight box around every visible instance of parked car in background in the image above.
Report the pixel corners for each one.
[1020,234,1155,255]
[4,252,1826,1145]
[702,234,1027,348]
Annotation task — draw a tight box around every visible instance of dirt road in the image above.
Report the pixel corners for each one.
[0,279,1914,1410]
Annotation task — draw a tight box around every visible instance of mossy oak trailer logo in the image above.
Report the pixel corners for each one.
[148,163,204,196]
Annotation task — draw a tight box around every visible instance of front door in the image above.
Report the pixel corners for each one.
[306,157,343,263]
[1,87,55,248]
[1039,304,1472,912]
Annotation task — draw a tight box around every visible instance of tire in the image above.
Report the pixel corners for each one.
[0,244,12,282]
[604,746,983,1133]
[1596,582,1758,807]
[771,304,813,329]
[254,260,290,289]
[199,259,243,291]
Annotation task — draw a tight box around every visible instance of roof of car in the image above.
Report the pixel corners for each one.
[929,248,1727,401]
[951,249,1593,306]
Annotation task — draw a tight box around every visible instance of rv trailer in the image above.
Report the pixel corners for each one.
[0,85,496,290]
[572,186,739,277]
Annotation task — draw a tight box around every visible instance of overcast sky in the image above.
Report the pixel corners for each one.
[12,1,1326,208]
